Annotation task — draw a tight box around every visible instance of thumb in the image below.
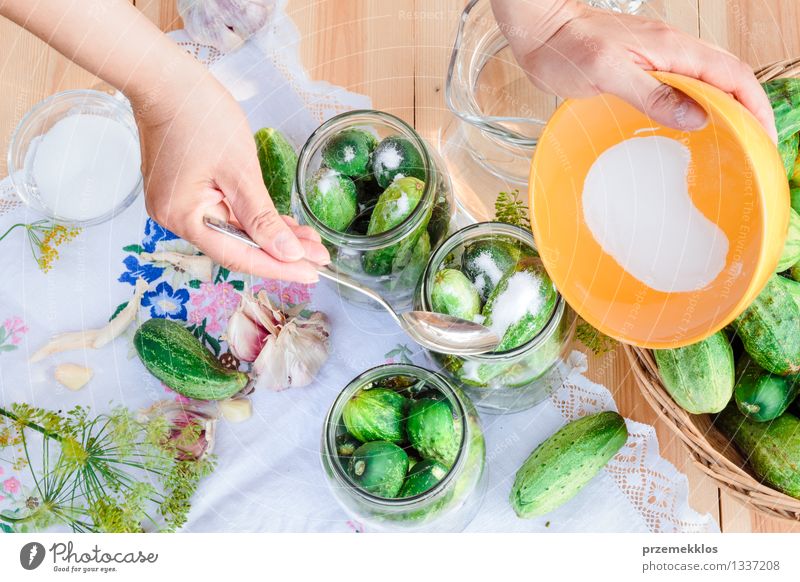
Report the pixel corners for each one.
[610,66,708,131]
[222,170,305,262]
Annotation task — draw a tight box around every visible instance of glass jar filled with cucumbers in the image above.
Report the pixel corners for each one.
[415,222,577,413]
[321,364,486,531]
[294,110,454,310]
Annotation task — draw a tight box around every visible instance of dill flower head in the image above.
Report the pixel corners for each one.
[36,224,81,272]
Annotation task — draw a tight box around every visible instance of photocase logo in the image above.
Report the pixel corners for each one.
[20,542,46,570]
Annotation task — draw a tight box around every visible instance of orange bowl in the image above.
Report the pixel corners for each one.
[529,72,789,348]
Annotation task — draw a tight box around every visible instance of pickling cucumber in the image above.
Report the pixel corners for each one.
[134,318,249,401]
[653,331,735,414]
[715,404,800,499]
[778,133,800,179]
[372,135,425,188]
[510,411,628,518]
[255,127,297,216]
[733,274,800,376]
[343,388,407,443]
[406,398,460,468]
[347,441,409,498]
[763,78,800,142]
[461,237,524,302]
[398,459,449,498]
[734,356,799,422]
[482,257,558,352]
[322,128,377,177]
[431,268,481,321]
[777,208,800,272]
[307,168,358,232]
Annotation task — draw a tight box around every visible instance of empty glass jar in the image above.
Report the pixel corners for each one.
[321,364,487,532]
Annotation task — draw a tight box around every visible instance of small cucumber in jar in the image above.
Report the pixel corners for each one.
[342,388,407,443]
[431,268,482,321]
[363,177,430,276]
[482,257,558,352]
[398,459,449,498]
[307,168,358,232]
[461,238,525,301]
[134,319,249,401]
[372,135,425,188]
[406,398,460,468]
[321,128,377,177]
[347,441,409,498]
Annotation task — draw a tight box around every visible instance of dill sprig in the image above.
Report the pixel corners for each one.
[0,220,80,272]
[494,189,531,230]
[575,321,618,356]
[0,403,214,533]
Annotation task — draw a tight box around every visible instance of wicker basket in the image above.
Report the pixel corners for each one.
[625,57,800,522]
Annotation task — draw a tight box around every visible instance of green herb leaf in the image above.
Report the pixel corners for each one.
[494,189,531,230]
[109,301,129,321]
[123,244,145,254]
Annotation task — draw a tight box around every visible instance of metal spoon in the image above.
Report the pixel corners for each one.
[203,216,500,355]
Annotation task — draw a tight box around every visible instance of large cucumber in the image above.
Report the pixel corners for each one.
[254,127,297,216]
[716,404,800,499]
[510,411,628,518]
[777,208,800,272]
[734,356,799,422]
[733,274,800,376]
[763,79,800,142]
[134,319,249,400]
[653,331,735,414]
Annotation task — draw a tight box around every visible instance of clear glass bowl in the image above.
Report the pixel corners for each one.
[321,364,487,532]
[415,222,577,414]
[7,89,143,227]
[294,110,455,311]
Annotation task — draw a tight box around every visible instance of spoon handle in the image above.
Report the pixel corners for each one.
[203,216,403,324]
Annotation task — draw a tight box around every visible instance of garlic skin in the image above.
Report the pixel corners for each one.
[178,0,275,52]
[31,278,149,362]
[225,290,330,390]
[54,363,94,391]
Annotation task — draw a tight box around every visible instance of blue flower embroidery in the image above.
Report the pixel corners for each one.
[141,218,178,252]
[118,255,164,286]
[141,281,190,320]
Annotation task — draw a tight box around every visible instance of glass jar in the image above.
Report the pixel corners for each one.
[321,364,486,532]
[8,89,143,227]
[415,222,576,414]
[442,0,648,222]
[294,110,455,311]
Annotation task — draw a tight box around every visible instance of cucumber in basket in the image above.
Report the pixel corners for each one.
[134,318,249,401]
[734,355,800,422]
[733,274,800,376]
[716,404,800,499]
[653,330,734,414]
[777,208,800,272]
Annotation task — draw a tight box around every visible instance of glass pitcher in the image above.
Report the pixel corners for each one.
[441,0,647,222]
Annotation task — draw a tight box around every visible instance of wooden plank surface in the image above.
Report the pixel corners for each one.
[0,0,799,532]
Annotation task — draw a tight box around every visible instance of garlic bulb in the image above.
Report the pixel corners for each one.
[178,0,275,52]
[225,290,330,390]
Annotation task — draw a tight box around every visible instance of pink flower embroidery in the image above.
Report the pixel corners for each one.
[252,279,313,306]
[2,316,28,346]
[0,466,4,476]
[3,477,21,494]
[188,282,241,335]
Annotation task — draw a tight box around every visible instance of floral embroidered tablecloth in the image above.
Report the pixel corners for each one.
[0,10,718,533]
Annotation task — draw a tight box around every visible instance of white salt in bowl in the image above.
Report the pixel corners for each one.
[529,72,789,349]
[8,89,143,227]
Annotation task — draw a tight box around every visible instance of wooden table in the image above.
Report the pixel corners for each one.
[1,0,798,533]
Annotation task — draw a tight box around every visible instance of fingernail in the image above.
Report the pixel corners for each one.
[673,96,707,131]
[274,230,305,261]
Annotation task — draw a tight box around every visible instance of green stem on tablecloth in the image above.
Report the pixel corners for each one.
[0,406,62,441]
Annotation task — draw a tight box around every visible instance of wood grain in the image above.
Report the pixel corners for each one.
[1,0,799,532]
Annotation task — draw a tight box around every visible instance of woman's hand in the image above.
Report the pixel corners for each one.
[492,0,778,142]
[131,65,329,284]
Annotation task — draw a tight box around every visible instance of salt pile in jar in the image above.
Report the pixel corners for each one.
[582,135,729,293]
[27,113,141,222]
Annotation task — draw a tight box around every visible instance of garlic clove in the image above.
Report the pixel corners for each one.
[225,309,268,362]
[30,330,99,363]
[54,363,94,391]
[219,398,253,422]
